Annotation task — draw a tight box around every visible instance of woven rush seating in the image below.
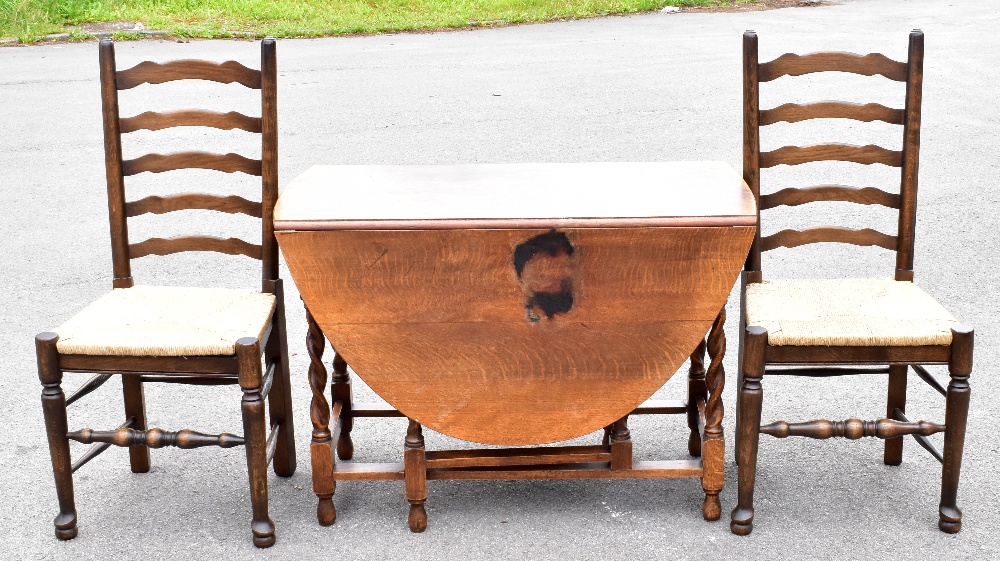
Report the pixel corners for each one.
[54,286,276,357]
[745,278,958,347]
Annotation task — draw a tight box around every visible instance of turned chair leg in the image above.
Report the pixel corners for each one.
[884,364,908,466]
[687,339,707,458]
[37,332,78,540]
[237,338,276,548]
[404,418,428,532]
[939,326,972,534]
[332,352,354,460]
[731,326,766,536]
[122,375,151,473]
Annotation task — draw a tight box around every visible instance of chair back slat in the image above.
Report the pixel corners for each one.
[760,143,903,168]
[120,110,262,133]
[761,227,897,252]
[129,236,263,260]
[121,152,263,176]
[116,60,262,90]
[126,194,263,218]
[759,52,908,82]
[760,102,904,125]
[760,185,900,210]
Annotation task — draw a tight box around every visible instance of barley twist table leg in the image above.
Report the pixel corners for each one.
[306,306,336,525]
[688,339,708,457]
[702,309,726,521]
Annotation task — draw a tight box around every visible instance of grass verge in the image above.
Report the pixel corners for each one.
[1,0,754,43]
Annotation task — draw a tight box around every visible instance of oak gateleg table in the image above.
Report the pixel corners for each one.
[273,162,756,530]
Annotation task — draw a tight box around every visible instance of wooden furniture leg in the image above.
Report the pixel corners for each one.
[122,375,151,473]
[37,332,78,540]
[884,364,908,465]
[404,419,428,532]
[306,307,337,526]
[237,337,275,548]
[731,326,766,535]
[332,352,354,460]
[610,417,632,470]
[687,339,707,457]
[268,278,297,477]
[701,309,726,521]
[735,271,749,464]
[939,326,973,533]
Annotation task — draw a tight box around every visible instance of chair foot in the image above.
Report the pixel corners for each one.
[939,505,962,533]
[408,501,427,533]
[317,496,336,526]
[251,519,276,548]
[730,507,754,535]
[702,492,721,521]
[54,512,78,540]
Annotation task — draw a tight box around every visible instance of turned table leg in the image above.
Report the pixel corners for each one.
[701,309,726,521]
[331,352,354,460]
[688,339,708,457]
[306,306,337,526]
[610,417,632,470]
[404,419,428,532]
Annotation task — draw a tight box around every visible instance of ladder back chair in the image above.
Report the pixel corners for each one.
[36,38,295,548]
[731,30,973,535]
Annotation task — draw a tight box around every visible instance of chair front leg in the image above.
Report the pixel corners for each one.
[237,337,276,548]
[37,332,78,540]
[731,326,766,536]
[939,326,973,534]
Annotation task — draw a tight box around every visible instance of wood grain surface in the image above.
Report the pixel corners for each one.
[115,59,262,90]
[760,102,904,125]
[758,52,908,82]
[120,110,262,133]
[279,225,753,445]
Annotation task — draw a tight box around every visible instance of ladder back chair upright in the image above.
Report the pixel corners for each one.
[36,38,295,548]
[731,30,973,535]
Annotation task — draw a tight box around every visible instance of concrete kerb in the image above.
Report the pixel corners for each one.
[0,29,169,46]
